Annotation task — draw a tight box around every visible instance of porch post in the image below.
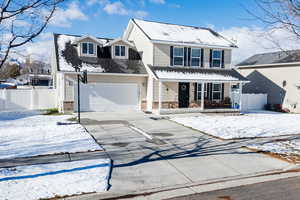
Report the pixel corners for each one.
[239,83,243,111]
[201,82,205,110]
[158,81,162,114]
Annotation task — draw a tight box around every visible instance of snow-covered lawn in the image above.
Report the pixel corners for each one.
[0,159,111,200]
[248,140,300,156]
[171,111,300,139]
[0,111,102,159]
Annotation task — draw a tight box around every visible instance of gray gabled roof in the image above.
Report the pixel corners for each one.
[53,33,147,74]
[131,19,237,48]
[237,49,300,67]
[149,66,248,82]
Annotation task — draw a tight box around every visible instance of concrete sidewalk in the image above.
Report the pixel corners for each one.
[69,111,296,199]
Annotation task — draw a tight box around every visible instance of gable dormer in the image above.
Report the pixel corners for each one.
[72,35,104,57]
[104,38,134,59]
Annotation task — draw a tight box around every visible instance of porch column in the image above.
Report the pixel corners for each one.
[158,81,162,114]
[201,82,205,110]
[239,83,243,111]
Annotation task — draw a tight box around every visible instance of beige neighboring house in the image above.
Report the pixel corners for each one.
[237,50,300,113]
[52,19,248,114]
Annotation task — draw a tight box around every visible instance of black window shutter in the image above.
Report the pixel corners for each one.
[194,83,198,101]
[207,83,212,100]
[221,50,225,68]
[201,49,204,67]
[170,46,174,66]
[188,48,191,66]
[209,49,213,68]
[184,47,187,66]
[221,83,225,100]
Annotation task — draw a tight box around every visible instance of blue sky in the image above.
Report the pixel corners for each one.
[24,0,300,64]
[47,0,261,38]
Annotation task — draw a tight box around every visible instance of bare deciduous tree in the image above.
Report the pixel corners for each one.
[0,0,64,68]
[248,0,300,47]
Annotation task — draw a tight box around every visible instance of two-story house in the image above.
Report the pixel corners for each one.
[52,19,248,113]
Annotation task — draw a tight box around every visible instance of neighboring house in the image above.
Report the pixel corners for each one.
[16,73,52,86]
[52,19,248,113]
[237,50,300,113]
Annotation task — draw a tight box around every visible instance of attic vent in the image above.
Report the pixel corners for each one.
[162,32,169,36]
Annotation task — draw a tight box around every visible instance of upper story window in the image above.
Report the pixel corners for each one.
[212,50,222,67]
[115,45,126,57]
[81,42,95,56]
[173,47,184,66]
[191,48,201,67]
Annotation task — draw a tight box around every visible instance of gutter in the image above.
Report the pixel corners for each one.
[237,62,300,69]
[151,40,237,50]
[158,79,250,83]
[58,71,148,77]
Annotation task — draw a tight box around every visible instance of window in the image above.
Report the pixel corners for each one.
[191,48,201,67]
[115,45,126,57]
[212,50,222,67]
[173,47,184,66]
[197,83,207,100]
[212,83,222,100]
[81,42,95,56]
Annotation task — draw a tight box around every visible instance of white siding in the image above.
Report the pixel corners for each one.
[127,25,153,66]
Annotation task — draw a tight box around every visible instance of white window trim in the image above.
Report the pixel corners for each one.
[81,42,97,57]
[191,48,201,67]
[196,83,207,101]
[212,49,222,68]
[114,45,126,58]
[173,47,184,66]
[212,83,222,101]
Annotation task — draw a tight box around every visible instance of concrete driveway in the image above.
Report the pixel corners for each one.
[76,111,293,199]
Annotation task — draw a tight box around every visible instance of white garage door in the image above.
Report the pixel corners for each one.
[74,83,139,112]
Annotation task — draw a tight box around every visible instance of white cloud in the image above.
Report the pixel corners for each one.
[49,2,88,27]
[220,26,300,65]
[103,1,128,15]
[134,10,148,18]
[102,1,148,18]
[149,0,165,4]
[87,0,109,6]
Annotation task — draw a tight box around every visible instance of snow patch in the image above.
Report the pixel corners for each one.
[248,140,300,155]
[0,159,111,200]
[0,111,102,159]
[172,112,300,139]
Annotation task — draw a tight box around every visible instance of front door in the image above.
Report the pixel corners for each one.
[178,82,190,108]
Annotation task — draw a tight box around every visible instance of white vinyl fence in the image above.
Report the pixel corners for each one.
[0,89,56,111]
[242,93,267,111]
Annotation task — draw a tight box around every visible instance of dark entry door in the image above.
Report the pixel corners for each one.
[178,82,190,108]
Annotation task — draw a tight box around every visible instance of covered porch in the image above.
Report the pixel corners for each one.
[148,66,249,114]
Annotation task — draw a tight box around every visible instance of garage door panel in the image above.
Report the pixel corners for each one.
[74,83,139,112]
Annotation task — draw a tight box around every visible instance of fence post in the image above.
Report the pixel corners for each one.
[2,89,7,110]
[31,89,36,110]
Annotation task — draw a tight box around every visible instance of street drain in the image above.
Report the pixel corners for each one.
[110,142,129,147]
[146,138,167,145]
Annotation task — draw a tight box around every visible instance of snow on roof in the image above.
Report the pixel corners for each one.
[103,38,134,47]
[57,34,105,72]
[154,70,240,82]
[73,35,107,45]
[133,19,236,48]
